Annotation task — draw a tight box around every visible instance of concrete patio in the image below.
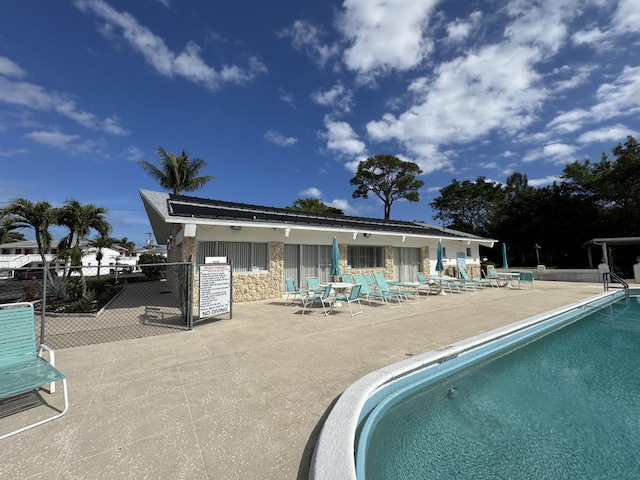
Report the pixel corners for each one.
[1,280,607,479]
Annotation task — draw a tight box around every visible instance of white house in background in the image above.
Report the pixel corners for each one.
[0,239,140,277]
[140,189,498,304]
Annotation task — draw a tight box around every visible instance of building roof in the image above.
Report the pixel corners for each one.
[582,237,640,247]
[139,189,497,246]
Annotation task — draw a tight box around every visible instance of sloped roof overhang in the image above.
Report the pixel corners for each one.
[140,189,497,247]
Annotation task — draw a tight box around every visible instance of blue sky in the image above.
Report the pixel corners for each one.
[1,0,639,248]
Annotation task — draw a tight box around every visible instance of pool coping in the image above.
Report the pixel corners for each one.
[309,289,628,479]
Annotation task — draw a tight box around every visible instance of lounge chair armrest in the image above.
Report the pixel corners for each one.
[38,344,57,393]
[38,344,56,366]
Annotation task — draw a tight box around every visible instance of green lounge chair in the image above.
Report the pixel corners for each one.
[373,272,420,303]
[353,274,401,308]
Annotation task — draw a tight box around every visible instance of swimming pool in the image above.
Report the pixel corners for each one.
[309,289,639,479]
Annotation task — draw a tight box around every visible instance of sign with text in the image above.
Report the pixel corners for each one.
[198,263,232,319]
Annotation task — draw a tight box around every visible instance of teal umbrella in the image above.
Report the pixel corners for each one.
[502,243,509,269]
[331,237,340,278]
[435,240,444,273]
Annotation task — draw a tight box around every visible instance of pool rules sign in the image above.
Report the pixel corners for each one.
[198,263,232,319]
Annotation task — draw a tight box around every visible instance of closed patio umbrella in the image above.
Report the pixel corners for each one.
[436,240,444,274]
[435,240,446,295]
[331,236,340,279]
[502,243,509,270]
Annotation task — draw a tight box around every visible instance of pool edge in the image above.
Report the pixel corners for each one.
[308,289,625,480]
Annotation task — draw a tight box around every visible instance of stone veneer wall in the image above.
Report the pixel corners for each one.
[181,239,483,311]
[190,241,285,311]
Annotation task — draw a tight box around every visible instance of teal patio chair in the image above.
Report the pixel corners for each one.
[334,283,363,316]
[483,266,501,288]
[363,274,375,289]
[284,278,307,305]
[306,277,321,293]
[373,272,420,303]
[341,273,353,283]
[429,274,462,293]
[513,271,535,289]
[459,266,487,289]
[302,284,333,315]
[354,274,401,308]
[416,272,439,295]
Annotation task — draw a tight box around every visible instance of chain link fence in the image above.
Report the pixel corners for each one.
[0,262,193,349]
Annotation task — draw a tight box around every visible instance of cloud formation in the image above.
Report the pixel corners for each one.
[0,56,129,135]
[75,0,267,90]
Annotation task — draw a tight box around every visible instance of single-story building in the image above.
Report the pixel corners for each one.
[140,189,498,304]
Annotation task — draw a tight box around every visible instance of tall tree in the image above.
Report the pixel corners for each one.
[350,154,424,219]
[286,198,344,214]
[0,212,26,244]
[89,235,118,280]
[138,147,214,195]
[430,177,504,237]
[2,198,57,275]
[57,199,110,249]
[562,135,640,235]
[118,237,136,256]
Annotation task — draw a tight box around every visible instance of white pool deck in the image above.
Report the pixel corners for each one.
[0,280,610,479]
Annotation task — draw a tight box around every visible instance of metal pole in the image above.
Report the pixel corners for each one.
[40,268,47,345]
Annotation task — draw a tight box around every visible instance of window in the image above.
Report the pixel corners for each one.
[466,247,472,257]
[197,241,269,272]
[347,245,385,269]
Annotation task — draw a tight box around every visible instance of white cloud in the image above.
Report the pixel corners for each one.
[278,20,340,67]
[310,83,353,113]
[25,130,84,151]
[337,0,439,79]
[612,0,640,34]
[445,11,482,44]
[122,144,144,161]
[0,148,29,157]
[327,198,357,215]
[361,0,640,177]
[528,175,561,187]
[279,88,295,108]
[299,187,322,198]
[572,0,640,49]
[0,59,129,135]
[523,142,577,164]
[548,65,640,132]
[0,56,26,78]
[24,129,105,157]
[320,117,366,156]
[549,64,595,93]
[577,124,635,144]
[264,130,297,147]
[75,0,266,90]
[367,42,544,146]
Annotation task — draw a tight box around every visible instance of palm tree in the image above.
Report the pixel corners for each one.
[89,235,118,280]
[2,198,58,278]
[57,199,110,249]
[138,147,214,195]
[118,237,135,256]
[0,212,26,244]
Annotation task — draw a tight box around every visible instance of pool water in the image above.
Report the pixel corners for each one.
[363,298,640,479]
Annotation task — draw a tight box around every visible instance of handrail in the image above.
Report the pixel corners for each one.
[602,272,629,298]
